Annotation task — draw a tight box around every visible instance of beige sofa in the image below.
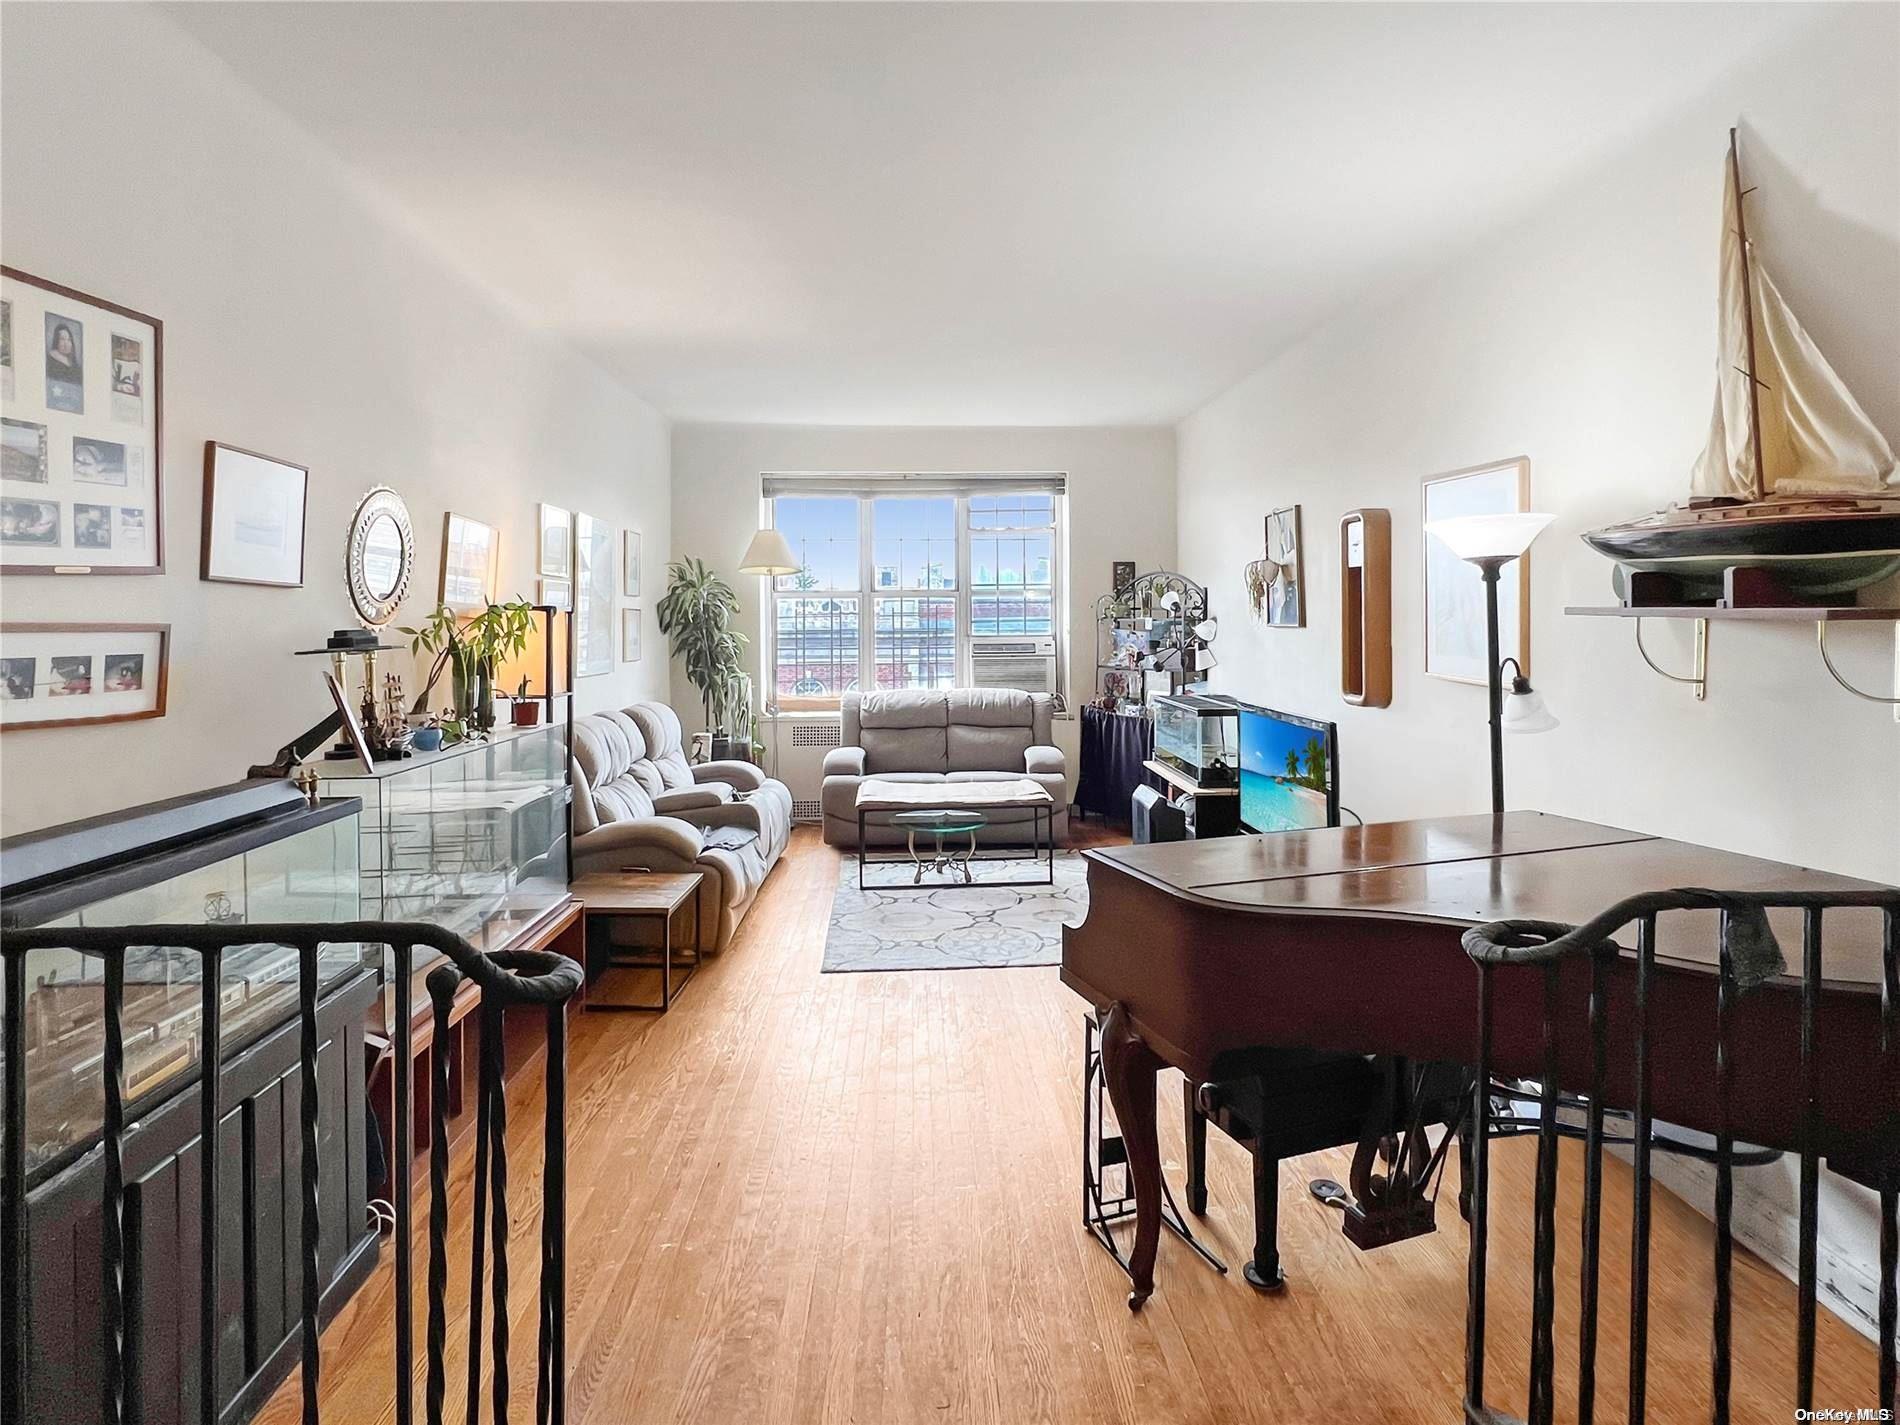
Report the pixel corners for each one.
[821,689,1069,848]
[571,701,793,951]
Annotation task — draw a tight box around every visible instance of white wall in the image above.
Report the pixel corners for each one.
[1177,5,1898,1336]
[669,422,1177,784]
[0,3,671,836]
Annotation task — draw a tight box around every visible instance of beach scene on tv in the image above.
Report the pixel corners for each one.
[1239,708,1333,832]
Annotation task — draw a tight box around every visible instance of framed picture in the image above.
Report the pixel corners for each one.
[201,441,308,587]
[623,528,641,598]
[1111,559,1136,595]
[1423,457,1531,684]
[621,607,641,662]
[1,268,163,575]
[574,512,614,677]
[537,576,572,612]
[322,669,375,773]
[0,623,169,730]
[537,502,571,577]
[1263,505,1304,628]
[440,512,500,613]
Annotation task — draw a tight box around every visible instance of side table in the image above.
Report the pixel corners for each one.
[572,871,704,1012]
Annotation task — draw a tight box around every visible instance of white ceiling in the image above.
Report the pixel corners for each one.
[164,2,1801,427]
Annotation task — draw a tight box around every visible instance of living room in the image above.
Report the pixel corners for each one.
[1,4,1896,1424]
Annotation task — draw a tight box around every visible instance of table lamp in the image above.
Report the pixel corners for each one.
[1423,512,1558,814]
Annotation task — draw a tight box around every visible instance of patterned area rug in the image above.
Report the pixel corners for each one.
[820,850,1089,972]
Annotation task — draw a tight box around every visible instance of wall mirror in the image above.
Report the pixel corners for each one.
[346,486,415,626]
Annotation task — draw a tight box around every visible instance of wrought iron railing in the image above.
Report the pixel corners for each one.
[1464,887,1899,1425]
[0,920,583,1425]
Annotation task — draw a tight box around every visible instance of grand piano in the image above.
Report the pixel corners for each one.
[1061,811,1898,1424]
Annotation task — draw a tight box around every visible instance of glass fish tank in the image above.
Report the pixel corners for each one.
[0,783,365,1179]
[1151,692,1240,789]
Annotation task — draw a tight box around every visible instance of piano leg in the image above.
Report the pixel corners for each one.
[1183,1079,1208,1216]
[1099,1001,1163,1309]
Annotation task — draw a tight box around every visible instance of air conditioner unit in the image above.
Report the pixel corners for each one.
[970,636,1058,695]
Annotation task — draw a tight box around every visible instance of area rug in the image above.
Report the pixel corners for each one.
[820,850,1089,972]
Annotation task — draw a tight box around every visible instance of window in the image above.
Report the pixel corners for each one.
[765,479,1064,708]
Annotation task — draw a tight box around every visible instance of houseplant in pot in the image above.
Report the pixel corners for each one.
[401,598,538,732]
[657,557,748,758]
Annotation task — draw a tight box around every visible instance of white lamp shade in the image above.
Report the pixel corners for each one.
[738,527,799,575]
[1192,616,1219,643]
[1425,512,1556,563]
[1501,686,1560,735]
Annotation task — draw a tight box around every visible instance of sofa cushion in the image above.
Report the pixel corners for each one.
[862,723,948,775]
[947,722,1032,773]
[628,702,696,789]
[573,710,658,829]
[857,690,949,729]
[944,688,1035,727]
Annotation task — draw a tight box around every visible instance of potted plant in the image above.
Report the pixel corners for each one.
[508,674,543,728]
[401,599,537,731]
[411,713,445,753]
[657,557,748,757]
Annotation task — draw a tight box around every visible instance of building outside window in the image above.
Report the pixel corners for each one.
[764,477,1064,709]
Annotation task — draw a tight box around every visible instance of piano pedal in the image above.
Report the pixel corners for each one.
[1310,1175,1438,1249]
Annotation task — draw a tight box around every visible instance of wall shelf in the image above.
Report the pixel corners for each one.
[1565,605,1900,719]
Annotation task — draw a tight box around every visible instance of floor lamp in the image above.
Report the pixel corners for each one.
[739,527,799,773]
[1424,513,1559,815]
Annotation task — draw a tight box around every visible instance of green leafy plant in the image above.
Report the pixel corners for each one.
[657,557,748,733]
[400,599,537,729]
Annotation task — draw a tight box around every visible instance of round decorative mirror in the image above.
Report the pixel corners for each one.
[345,486,414,626]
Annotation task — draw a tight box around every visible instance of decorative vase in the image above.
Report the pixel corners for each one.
[474,662,496,731]
[412,726,444,752]
[450,654,472,724]
[709,734,732,760]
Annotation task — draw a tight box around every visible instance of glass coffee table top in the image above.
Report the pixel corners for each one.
[889,809,990,835]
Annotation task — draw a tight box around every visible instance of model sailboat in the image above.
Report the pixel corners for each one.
[1584,130,1900,601]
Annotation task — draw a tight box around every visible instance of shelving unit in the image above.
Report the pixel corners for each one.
[1093,570,1209,712]
[1566,604,1900,718]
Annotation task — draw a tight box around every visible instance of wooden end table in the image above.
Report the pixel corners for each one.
[572,871,704,1012]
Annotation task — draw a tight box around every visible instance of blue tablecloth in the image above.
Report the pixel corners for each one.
[1075,706,1160,823]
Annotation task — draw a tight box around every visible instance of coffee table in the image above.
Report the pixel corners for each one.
[571,871,703,1011]
[855,777,1055,890]
[890,808,989,884]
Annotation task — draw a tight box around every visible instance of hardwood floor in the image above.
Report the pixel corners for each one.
[277,825,1880,1424]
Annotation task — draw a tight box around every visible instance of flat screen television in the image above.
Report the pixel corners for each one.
[1237,702,1340,833]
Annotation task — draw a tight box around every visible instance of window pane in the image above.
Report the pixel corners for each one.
[774,595,859,699]
[971,587,1052,636]
[773,497,859,591]
[969,492,1054,531]
[871,497,956,591]
[873,596,956,690]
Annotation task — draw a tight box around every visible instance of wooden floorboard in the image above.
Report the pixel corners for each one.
[270,824,1881,1424]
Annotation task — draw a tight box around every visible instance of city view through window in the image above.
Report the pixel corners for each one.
[771,489,1058,702]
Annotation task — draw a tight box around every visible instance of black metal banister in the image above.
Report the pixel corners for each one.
[1463,886,1900,1425]
[0,919,581,1425]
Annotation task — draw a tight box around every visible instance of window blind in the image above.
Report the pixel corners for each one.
[761,471,1067,499]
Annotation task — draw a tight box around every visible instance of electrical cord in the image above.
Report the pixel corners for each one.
[1338,804,1365,826]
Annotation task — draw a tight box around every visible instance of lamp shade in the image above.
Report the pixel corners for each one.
[1425,512,1556,563]
[738,528,799,576]
[1501,684,1559,735]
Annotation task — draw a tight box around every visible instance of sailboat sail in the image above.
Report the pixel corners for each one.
[1687,152,1896,501]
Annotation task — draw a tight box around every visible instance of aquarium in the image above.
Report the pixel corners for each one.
[1,786,364,1177]
[318,720,570,956]
[1151,693,1240,788]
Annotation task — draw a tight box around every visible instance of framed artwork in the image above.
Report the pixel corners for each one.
[623,528,641,598]
[1,267,163,574]
[1111,559,1136,595]
[440,511,500,613]
[538,502,571,577]
[0,622,169,730]
[537,576,572,611]
[322,669,375,773]
[621,607,641,662]
[1263,505,1304,628]
[574,511,614,677]
[201,441,308,587]
[1423,457,1531,684]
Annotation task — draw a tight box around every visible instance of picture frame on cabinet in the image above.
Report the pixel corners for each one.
[0,267,163,575]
